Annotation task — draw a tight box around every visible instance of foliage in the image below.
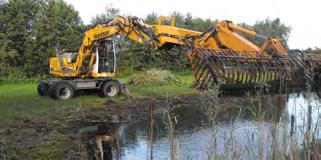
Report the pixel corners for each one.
[28,0,84,75]
[0,0,84,78]
[254,18,291,48]
[239,18,291,48]
[0,0,38,76]
[169,11,217,32]
[0,67,45,84]
[90,4,120,26]
[304,47,321,54]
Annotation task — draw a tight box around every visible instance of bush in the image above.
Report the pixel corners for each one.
[128,68,178,86]
[0,68,47,84]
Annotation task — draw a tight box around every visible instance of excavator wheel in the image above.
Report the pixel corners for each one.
[48,81,75,100]
[37,81,49,96]
[101,80,120,97]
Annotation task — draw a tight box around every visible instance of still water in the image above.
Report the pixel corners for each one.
[80,93,321,160]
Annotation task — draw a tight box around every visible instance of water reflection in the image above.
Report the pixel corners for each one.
[80,93,321,159]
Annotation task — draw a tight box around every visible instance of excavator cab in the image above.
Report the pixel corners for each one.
[94,39,116,74]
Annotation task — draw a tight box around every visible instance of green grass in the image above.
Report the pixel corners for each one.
[0,72,196,121]
[128,82,196,97]
[0,83,106,121]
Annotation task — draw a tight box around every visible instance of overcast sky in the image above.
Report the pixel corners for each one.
[65,0,320,50]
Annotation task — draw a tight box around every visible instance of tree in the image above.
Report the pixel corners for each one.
[237,18,291,50]
[253,18,291,48]
[90,4,120,26]
[26,0,84,75]
[170,11,185,27]
[0,0,38,77]
[192,18,217,32]
[145,12,158,24]
[0,0,84,77]
[304,47,321,54]
[312,48,321,54]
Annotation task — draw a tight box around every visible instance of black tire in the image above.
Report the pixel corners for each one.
[37,82,49,96]
[101,81,120,97]
[48,82,75,100]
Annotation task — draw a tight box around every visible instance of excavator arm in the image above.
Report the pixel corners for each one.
[187,20,288,58]
[73,16,160,76]
[226,21,288,57]
[50,16,202,78]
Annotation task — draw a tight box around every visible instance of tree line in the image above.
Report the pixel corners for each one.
[0,0,83,80]
[0,0,299,80]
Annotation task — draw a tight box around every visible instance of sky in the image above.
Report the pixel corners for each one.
[64,0,321,50]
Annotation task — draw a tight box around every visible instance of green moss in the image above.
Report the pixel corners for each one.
[29,132,70,160]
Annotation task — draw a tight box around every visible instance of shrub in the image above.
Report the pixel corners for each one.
[0,68,47,84]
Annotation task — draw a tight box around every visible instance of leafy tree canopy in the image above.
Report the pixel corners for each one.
[0,0,84,76]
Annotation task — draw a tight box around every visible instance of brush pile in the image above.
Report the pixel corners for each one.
[128,69,178,86]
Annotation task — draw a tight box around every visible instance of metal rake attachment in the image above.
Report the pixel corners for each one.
[189,48,321,91]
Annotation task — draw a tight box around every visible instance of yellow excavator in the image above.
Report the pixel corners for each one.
[38,16,321,99]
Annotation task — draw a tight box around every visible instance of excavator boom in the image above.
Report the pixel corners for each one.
[50,16,202,78]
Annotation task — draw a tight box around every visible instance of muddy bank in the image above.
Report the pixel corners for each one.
[0,92,288,159]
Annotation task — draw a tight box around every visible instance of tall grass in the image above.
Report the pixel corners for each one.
[153,66,321,159]
[196,67,321,160]
[163,90,180,160]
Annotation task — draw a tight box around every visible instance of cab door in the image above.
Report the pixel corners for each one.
[97,40,116,73]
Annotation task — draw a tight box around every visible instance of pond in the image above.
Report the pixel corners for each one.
[77,93,321,160]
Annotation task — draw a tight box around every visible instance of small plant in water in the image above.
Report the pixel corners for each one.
[163,89,180,160]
